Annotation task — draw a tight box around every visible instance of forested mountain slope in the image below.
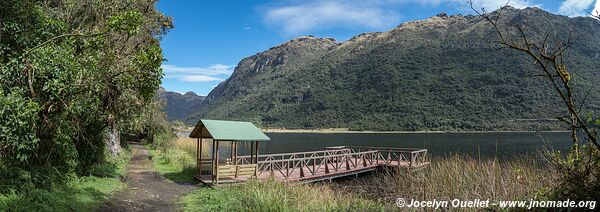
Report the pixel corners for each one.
[188,7,600,131]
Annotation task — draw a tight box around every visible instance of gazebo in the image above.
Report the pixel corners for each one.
[189,119,270,185]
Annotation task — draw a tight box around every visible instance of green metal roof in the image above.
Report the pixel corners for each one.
[189,119,270,142]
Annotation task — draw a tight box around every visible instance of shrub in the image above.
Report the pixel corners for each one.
[546,143,600,200]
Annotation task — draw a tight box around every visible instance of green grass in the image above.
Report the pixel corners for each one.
[0,176,125,211]
[150,148,197,183]
[180,180,385,212]
[0,151,130,212]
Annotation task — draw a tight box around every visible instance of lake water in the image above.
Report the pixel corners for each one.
[180,131,573,159]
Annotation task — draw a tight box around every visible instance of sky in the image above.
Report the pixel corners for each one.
[157,0,599,95]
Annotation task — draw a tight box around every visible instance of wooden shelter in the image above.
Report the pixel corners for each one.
[189,119,270,185]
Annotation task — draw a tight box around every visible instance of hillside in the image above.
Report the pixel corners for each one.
[187,7,600,131]
[158,87,206,122]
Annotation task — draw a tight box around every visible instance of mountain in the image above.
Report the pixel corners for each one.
[157,87,206,122]
[187,7,600,131]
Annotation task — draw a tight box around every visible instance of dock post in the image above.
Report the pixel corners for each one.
[286,161,290,179]
[312,160,316,175]
[325,158,330,174]
[300,161,305,178]
[346,157,350,170]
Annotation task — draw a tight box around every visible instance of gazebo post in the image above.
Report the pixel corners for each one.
[234,142,238,165]
[212,139,216,184]
[196,129,202,178]
[255,141,259,177]
[230,141,234,164]
[215,140,220,185]
[255,141,259,163]
[250,142,254,164]
[198,129,202,176]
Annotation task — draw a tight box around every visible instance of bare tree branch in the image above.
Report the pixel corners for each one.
[468,0,600,149]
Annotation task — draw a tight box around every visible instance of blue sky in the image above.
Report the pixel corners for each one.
[157,0,597,95]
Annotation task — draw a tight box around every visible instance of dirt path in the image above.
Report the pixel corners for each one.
[99,142,196,212]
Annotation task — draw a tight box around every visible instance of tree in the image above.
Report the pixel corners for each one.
[0,0,172,188]
[469,0,600,199]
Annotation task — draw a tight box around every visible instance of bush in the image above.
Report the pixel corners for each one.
[546,143,600,200]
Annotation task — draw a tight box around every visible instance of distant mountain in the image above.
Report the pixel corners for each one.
[157,87,206,122]
[187,7,600,131]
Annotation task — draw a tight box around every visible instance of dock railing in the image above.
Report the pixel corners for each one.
[340,146,429,168]
[235,146,429,180]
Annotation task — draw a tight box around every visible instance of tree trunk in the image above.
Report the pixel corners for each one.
[106,122,122,157]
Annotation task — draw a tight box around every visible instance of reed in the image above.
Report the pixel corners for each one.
[359,155,556,205]
[181,180,384,212]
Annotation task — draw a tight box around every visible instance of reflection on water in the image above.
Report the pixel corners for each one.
[177,131,572,159]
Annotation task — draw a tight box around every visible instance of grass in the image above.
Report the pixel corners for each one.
[151,148,197,183]
[0,151,130,212]
[0,176,125,211]
[180,180,385,212]
[359,155,556,206]
[151,136,202,183]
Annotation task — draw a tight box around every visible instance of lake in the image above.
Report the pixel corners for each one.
[179,131,573,159]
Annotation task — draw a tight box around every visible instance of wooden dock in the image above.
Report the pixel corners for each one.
[194,146,429,185]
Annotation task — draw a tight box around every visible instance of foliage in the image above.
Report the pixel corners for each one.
[181,180,385,212]
[546,144,600,200]
[0,90,40,165]
[0,0,171,193]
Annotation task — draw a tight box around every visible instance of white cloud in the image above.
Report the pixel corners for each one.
[162,64,234,76]
[162,64,234,82]
[559,0,595,16]
[261,0,539,35]
[593,0,600,17]
[263,1,399,35]
[177,75,224,82]
[466,0,537,10]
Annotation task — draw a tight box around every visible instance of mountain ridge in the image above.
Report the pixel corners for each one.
[185,7,600,131]
[157,87,206,122]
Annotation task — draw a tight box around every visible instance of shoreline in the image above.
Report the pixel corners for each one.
[175,127,568,134]
[260,128,569,134]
